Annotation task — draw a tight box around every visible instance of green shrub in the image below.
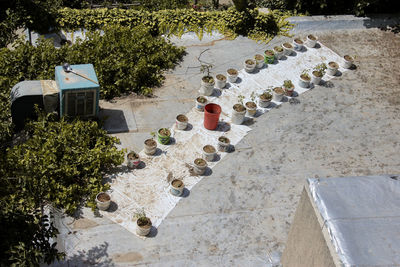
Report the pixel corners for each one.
[56,7,293,42]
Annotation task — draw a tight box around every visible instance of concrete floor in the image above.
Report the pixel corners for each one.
[53,17,400,266]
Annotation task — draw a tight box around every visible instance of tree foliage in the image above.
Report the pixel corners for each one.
[0,112,124,265]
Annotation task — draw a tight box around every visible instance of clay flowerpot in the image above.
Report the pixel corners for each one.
[273,87,285,102]
[217,136,230,152]
[193,158,207,175]
[203,145,216,161]
[305,34,318,48]
[96,192,111,211]
[326,61,339,76]
[341,55,354,69]
[244,59,256,73]
[227,68,238,83]
[176,114,188,130]
[299,73,311,88]
[264,50,275,64]
[231,104,246,125]
[258,92,272,108]
[200,76,215,96]
[273,46,284,60]
[293,38,304,51]
[144,139,157,155]
[127,151,140,169]
[311,70,323,85]
[215,74,227,89]
[254,54,264,68]
[195,96,207,111]
[136,217,152,236]
[245,101,257,117]
[157,128,171,145]
[282,43,293,56]
[170,179,184,196]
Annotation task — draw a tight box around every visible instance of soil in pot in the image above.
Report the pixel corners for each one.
[137,217,152,228]
[329,62,339,69]
[245,102,257,109]
[218,136,230,144]
[283,43,293,49]
[216,74,226,81]
[313,70,323,78]
[300,74,311,81]
[202,76,214,83]
[128,152,139,160]
[274,87,284,95]
[255,54,264,61]
[97,192,110,202]
[344,55,353,61]
[159,128,171,137]
[172,179,183,188]
[227,68,238,75]
[260,92,272,101]
[145,139,156,147]
[233,104,246,112]
[197,96,207,103]
[203,145,216,153]
[294,38,303,44]
[245,59,255,65]
[177,114,188,122]
[194,158,207,167]
[274,46,283,52]
[265,50,274,56]
[308,34,317,41]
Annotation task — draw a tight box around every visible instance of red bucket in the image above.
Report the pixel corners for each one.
[204,103,221,130]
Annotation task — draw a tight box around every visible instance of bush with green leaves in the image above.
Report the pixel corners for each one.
[57,7,293,42]
[5,113,124,214]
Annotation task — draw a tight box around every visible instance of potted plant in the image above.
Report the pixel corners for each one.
[311,63,326,85]
[245,92,257,117]
[176,114,188,130]
[217,136,230,152]
[282,80,295,96]
[134,209,152,236]
[193,158,207,175]
[282,43,293,56]
[299,69,311,88]
[170,179,184,196]
[341,55,354,69]
[144,132,157,155]
[232,95,246,125]
[264,49,275,64]
[259,91,272,108]
[326,61,339,76]
[215,74,227,89]
[200,64,214,96]
[273,46,284,60]
[305,34,317,48]
[254,54,264,68]
[157,128,171,145]
[293,38,304,51]
[195,96,208,112]
[244,59,256,73]
[273,87,285,102]
[127,151,140,169]
[227,68,238,83]
[202,145,216,161]
[96,192,111,211]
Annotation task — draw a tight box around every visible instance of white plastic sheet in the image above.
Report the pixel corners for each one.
[100,42,348,238]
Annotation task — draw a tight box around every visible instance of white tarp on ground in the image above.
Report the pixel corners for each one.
[100,42,348,238]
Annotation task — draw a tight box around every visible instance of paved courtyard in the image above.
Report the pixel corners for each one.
[53,16,400,266]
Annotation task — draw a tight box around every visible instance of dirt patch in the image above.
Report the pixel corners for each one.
[72,218,98,230]
[113,252,143,263]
